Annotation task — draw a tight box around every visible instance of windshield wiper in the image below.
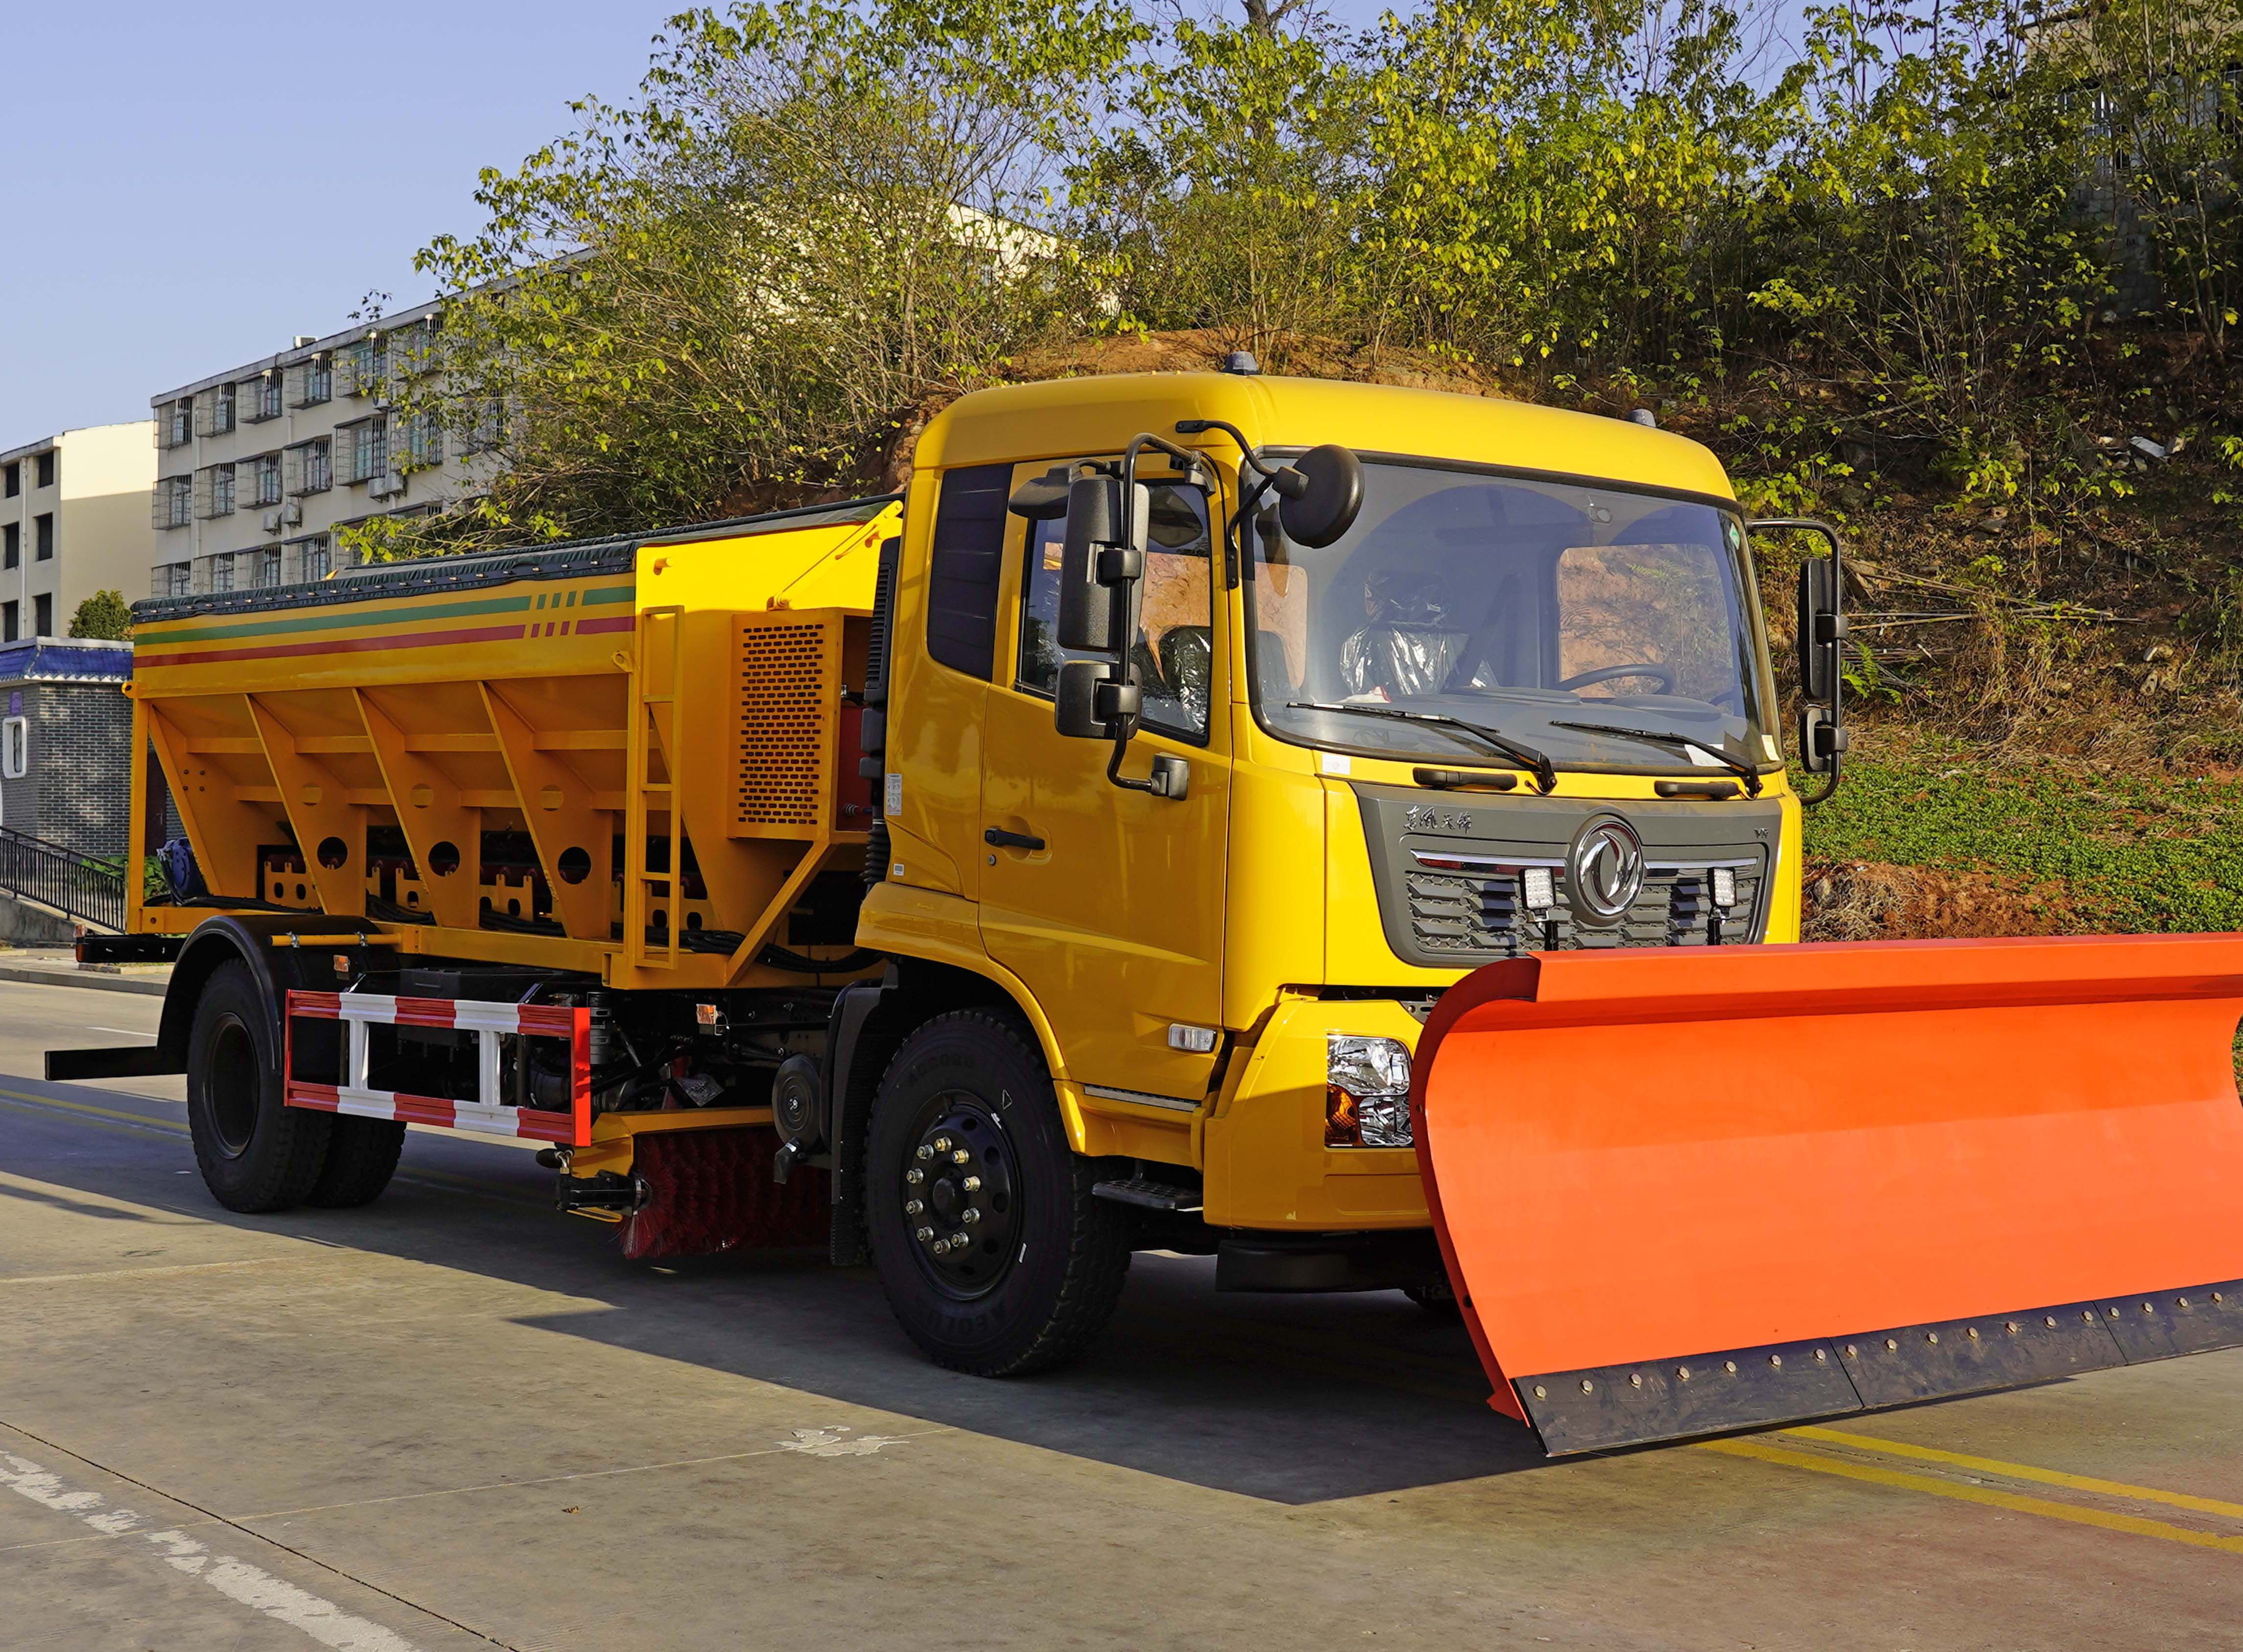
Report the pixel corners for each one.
[1548,720,1763,797]
[1288,702,1558,793]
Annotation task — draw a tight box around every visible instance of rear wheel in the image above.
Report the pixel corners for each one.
[185,961,332,1213]
[866,1010,1128,1376]
[306,1117,406,1207]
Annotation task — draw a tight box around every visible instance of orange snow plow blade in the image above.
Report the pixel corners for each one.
[1410,935,2243,1455]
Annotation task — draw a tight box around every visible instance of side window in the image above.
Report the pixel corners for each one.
[1016,473,1213,741]
[925,463,1011,679]
[1,717,26,780]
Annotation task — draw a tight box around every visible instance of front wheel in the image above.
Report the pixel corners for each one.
[866,1010,1129,1376]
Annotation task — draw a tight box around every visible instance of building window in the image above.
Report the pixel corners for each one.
[161,397,194,448]
[193,466,234,519]
[289,355,333,408]
[1,462,16,497]
[291,535,332,581]
[0,718,24,780]
[341,336,388,398]
[257,548,280,586]
[245,453,282,508]
[339,418,389,485]
[2,602,16,642]
[461,396,506,456]
[284,438,332,496]
[2,524,15,569]
[154,474,193,529]
[34,451,54,489]
[399,412,443,470]
[155,562,190,597]
[208,554,235,594]
[33,514,52,559]
[246,373,284,423]
[33,594,50,637]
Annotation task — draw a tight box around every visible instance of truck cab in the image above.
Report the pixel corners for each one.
[851,370,1801,1315]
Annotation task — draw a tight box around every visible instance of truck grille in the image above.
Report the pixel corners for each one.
[1352,784,1781,968]
[1403,860,1765,958]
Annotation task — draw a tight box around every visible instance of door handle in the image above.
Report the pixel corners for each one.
[984,827,1046,852]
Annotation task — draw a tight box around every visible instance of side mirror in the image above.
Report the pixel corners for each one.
[1755,516,1848,801]
[1007,468,1071,521]
[1055,474,1146,656]
[1796,556,1841,703]
[1271,444,1363,549]
[1056,659,1140,740]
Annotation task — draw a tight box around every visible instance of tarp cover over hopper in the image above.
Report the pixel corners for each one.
[1410,935,2243,1454]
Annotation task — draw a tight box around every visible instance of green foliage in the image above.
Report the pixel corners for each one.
[67,590,130,640]
[1805,743,2243,934]
[411,0,1143,543]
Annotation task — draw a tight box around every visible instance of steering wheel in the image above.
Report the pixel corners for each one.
[1557,662,1676,694]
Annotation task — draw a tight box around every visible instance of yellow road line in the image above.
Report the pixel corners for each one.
[1786,1425,2243,1522]
[1699,1438,2243,1556]
[0,1087,187,1133]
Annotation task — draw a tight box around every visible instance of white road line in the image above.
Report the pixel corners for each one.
[0,1450,419,1651]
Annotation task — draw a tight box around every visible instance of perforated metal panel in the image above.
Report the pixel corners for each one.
[735,618,832,835]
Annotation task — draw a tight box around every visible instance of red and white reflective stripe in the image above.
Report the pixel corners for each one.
[282,990,592,1147]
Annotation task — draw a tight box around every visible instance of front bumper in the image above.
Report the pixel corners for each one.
[1201,997,1430,1231]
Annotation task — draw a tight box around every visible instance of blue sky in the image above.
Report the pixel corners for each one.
[0,3,675,446]
[1,0,1803,449]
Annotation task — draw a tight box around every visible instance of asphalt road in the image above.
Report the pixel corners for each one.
[2,978,2241,1650]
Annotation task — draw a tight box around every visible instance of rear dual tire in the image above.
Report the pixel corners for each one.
[184,961,402,1214]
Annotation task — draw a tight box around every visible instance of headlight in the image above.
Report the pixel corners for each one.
[1326,1034,1413,1148]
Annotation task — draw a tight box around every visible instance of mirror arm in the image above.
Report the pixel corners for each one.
[1749,515,1846,806]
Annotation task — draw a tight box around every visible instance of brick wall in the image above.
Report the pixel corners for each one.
[0,680,133,855]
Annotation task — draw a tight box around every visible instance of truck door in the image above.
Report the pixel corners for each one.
[979,461,1230,1103]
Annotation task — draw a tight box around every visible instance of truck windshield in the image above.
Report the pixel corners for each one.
[1244,459,1774,775]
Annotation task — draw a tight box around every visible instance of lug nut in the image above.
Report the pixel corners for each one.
[916,1226,935,1243]
[962,1208,980,1225]
[933,1136,952,1152]
[952,1149,971,1164]
[906,1168,923,1185]
[950,1232,968,1249]
[962,1175,982,1193]
[931,1238,950,1254]
[905,1199,924,1216]
[915,1145,934,1161]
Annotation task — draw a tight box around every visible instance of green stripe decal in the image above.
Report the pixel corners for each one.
[137,592,539,643]
[580,586,633,605]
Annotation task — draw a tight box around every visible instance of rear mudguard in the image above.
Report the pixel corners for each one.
[1411,936,2243,1454]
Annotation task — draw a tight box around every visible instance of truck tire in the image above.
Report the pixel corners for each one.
[866,1010,1129,1376]
[185,961,333,1213]
[306,1117,406,1208]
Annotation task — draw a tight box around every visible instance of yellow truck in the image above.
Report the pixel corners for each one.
[56,367,2243,1454]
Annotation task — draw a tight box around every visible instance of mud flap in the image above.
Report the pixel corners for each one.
[1409,937,2243,1455]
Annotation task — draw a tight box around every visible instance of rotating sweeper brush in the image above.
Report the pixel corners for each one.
[1410,934,2243,1454]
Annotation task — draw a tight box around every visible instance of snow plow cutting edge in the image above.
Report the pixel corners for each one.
[1410,934,2243,1455]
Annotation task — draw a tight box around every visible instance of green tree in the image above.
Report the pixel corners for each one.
[407,0,1141,547]
[68,590,130,640]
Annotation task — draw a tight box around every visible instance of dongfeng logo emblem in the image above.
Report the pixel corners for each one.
[1566,815,1646,927]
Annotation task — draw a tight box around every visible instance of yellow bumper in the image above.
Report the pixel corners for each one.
[1201,998,1429,1231]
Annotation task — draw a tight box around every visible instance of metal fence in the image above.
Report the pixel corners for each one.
[0,827,125,933]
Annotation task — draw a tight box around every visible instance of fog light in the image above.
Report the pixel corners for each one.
[1710,866,1737,909]
[1326,1034,1413,1148]
[1522,866,1556,912]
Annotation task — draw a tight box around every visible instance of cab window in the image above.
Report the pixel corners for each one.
[1016,477,1214,741]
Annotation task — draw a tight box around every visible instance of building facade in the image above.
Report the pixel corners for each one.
[148,294,494,597]
[0,423,156,642]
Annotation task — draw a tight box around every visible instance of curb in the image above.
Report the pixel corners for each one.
[0,965,169,998]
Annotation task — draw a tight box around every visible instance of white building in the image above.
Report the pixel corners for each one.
[0,423,157,641]
[148,294,494,597]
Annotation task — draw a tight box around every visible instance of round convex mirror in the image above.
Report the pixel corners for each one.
[1278,444,1364,548]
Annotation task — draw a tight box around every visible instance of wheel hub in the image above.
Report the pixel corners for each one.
[903,1095,1017,1296]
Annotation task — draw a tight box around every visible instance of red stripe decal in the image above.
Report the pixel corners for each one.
[138,623,532,668]
[291,991,343,1018]
[575,615,633,636]
[516,1108,577,1142]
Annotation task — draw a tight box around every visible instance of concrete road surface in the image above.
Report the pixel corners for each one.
[1,976,2240,1650]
